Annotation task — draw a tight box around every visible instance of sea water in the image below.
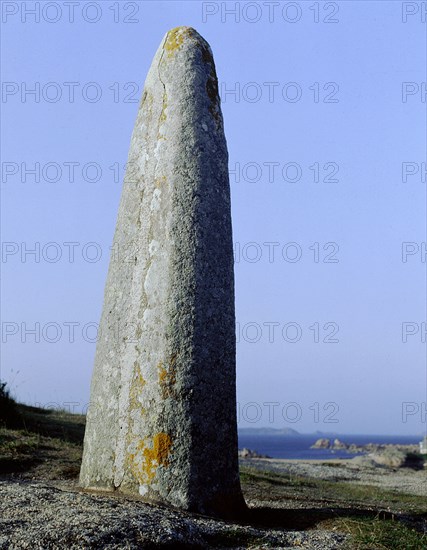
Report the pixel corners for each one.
[237,433,421,460]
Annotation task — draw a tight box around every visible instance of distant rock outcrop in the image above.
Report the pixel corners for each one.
[367,449,407,468]
[311,438,331,449]
[332,438,348,450]
[310,438,420,468]
[351,449,424,469]
[238,448,271,459]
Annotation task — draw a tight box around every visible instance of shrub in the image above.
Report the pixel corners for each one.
[0,381,19,427]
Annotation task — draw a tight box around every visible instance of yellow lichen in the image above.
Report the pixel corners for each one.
[134,361,145,388]
[164,27,194,57]
[157,355,177,398]
[157,361,165,381]
[128,433,173,485]
[154,176,166,188]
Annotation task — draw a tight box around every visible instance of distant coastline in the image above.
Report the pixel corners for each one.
[238,427,301,436]
[238,427,422,438]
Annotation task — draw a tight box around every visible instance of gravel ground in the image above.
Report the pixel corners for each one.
[0,480,349,549]
[1,457,425,548]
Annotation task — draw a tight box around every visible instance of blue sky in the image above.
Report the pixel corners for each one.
[1,1,426,435]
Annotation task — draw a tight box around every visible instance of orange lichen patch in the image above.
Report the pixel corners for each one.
[128,433,173,485]
[164,27,194,57]
[158,361,166,382]
[157,355,177,398]
[145,433,173,468]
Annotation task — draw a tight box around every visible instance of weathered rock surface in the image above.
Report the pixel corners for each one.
[0,480,349,549]
[80,26,244,517]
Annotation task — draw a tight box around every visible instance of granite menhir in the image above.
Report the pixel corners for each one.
[79,27,246,518]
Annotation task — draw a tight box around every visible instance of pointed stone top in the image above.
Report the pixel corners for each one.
[162,26,213,61]
[167,25,198,35]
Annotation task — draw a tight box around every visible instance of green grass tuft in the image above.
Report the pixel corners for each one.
[331,516,427,549]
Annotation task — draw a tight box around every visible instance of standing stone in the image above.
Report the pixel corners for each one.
[79,27,245,518]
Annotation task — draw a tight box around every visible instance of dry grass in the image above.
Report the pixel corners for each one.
[240,467,427,549]
[0,403,84,481]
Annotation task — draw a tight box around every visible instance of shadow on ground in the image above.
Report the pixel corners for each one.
[244,505,426,530]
